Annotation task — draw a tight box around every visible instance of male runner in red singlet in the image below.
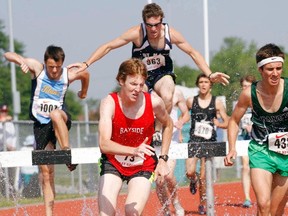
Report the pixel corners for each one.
[98,58,173,215]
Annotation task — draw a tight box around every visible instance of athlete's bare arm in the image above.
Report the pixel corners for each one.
[224,87,251,166]
[169,27,229,85]
[214,99,230,129]
[67,25,142,73]
[4,52,43,77]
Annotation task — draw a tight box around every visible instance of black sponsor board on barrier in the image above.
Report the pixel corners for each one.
[188,142,226,158]
[32,149,72,165]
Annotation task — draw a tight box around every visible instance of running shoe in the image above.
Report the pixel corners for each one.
[173,201,185,216]
[243,199,252,208]
[164,210,171,216]
[62,147,78,171]
[152,131,162,146]
[198,205,206,215]
[66,163,78,171]
[189,177,198,195]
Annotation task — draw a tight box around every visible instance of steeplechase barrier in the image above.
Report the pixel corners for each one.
[0,140,250,215]
[0,140,251,168]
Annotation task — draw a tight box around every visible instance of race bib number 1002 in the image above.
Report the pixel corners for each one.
[36,99,60,117]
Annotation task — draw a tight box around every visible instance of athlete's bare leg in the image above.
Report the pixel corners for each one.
[241,156,251,204]
[39,143,55,216]
[125,176,152,215]
[156,159,182,214]
[199,158,206,207]
[50,109,77,171]
[250,168,287,215]
[50,109,69,150]
[98,173,123,216]
[186,157,198,180]
[153,75,175,135]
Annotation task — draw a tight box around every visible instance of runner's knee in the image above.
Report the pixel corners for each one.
[125,204,141,216]
[50,110,62,120]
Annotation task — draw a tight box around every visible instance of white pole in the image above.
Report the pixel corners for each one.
[84,102,90,134]
[147,0,152,3]
[206,158,215,215]
[203,0,210,65]
[203,1,215,215]
[8,0,20,120]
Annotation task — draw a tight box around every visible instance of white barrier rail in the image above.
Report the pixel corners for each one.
[0,141,251,168]
[0,140,249,213]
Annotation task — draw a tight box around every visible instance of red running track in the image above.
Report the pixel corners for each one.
[0,181,287,215]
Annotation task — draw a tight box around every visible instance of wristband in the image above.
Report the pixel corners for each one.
[208,73,213,80]
[83,62,89,68]
[159,154,169,162]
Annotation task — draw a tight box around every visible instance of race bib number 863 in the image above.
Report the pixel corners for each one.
[143,55,165,71]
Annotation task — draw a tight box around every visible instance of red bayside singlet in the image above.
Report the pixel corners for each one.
[105,92,156,176]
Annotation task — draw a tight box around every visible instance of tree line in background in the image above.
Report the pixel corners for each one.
[0,20,287,119]
[0,21,89,120]
[175,37,288,114]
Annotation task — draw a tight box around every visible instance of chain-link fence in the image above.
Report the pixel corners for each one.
[0,120,99,200]
[0,120,242,201]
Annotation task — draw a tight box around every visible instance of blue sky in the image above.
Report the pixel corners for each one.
[0,0,287,100]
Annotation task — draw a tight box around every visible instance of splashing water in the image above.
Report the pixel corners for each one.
[80,195,94,216]
[156,172,188,216]
[0,163,30,216]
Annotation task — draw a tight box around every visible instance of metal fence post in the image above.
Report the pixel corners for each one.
[206,157,215,215]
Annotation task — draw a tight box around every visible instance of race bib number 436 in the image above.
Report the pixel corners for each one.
[268,132,288,155]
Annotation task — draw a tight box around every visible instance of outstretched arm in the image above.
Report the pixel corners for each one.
[67,25,141,73]
[170,27,230,85]
[4,52,42,77]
